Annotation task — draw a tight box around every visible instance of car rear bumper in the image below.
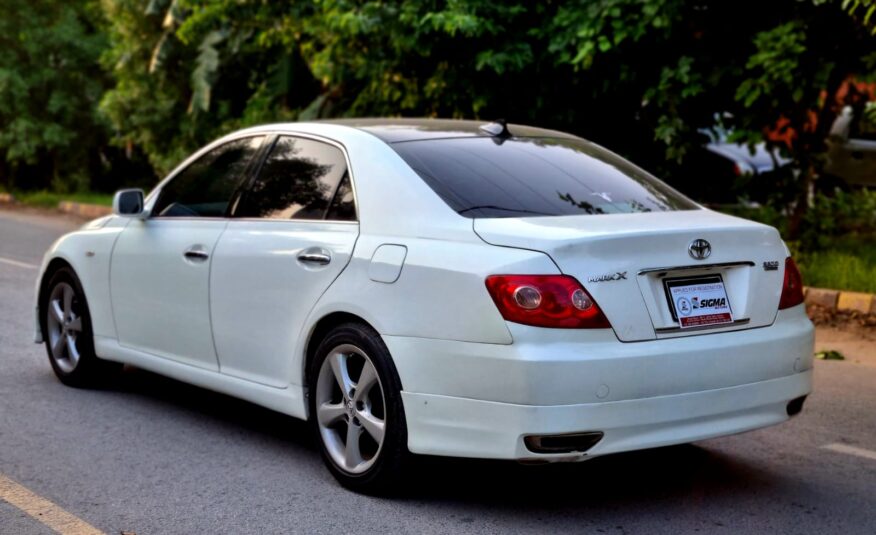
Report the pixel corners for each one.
[401,372,810,460]
[386,306,814,460]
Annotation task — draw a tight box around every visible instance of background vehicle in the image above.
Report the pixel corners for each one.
[34,119,813,493]
[673,118,792,204]
[825,105,876,187]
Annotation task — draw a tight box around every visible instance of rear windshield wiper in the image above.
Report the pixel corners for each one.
[457,205,551,216]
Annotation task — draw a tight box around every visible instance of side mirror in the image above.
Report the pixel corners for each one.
[112,189,145,217]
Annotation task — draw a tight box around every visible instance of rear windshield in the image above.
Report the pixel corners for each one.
[391,136,698,218]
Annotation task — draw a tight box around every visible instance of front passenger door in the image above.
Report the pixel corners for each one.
[110,136,264,369]
[210,135,359,386]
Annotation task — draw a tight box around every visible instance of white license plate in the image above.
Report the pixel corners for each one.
[665,276,733,328]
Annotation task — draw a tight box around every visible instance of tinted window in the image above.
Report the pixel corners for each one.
[152,137,264,217]
[326,174,356,221]
[236,136,350,220]
[391,137,698,218]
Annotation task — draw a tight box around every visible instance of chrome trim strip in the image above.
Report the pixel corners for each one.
[230,218,359,225]
[147,217,359,225]
[655,318,751,334]
[638,261,755,276]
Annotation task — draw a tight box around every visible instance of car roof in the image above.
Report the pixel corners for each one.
[317,118,579,143]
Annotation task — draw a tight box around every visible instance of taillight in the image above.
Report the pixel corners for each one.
[485,275,611,329]
[778,257,804,309]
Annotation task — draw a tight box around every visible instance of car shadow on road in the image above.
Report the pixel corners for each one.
[110,365,317,452]
[400,444,776,508]
[107,365,776,508]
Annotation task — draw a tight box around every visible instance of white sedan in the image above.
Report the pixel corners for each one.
[34,119,813,492]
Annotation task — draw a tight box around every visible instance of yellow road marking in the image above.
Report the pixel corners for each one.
[0,473,104,535]
[822,443,876,462]
[0,256,38,270]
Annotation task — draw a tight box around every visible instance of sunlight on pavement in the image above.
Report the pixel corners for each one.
[822,443,876,462]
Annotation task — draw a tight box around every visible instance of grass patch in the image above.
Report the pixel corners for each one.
[719,204,875,293]
[14,190,113,208]
[815,350,845,360]
[797,239,876,294]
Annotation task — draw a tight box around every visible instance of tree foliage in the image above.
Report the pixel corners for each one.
[844,0,876,34]
[0,0,108,191]
[3,0,876,208]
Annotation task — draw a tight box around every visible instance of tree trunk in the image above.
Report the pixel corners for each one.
[786,70,849,240]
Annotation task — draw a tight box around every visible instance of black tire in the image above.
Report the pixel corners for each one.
[307,322,409,494]
[41,266,120,387]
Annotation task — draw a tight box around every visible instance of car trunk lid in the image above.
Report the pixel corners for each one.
[474,209,788,341]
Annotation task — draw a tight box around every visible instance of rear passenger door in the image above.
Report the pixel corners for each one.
[210,134,358,387]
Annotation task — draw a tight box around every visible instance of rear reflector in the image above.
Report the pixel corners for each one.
[485,275,611,329]
[524,432,604,454]
[778,257,805,310]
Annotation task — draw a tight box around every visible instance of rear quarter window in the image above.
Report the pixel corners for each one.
[390,137,698,218]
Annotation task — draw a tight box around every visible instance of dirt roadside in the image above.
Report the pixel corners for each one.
[0,202,93,226]
[810,305,876,367]
[815,326,876,367]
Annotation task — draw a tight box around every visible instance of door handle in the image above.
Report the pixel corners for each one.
[184,246,209,262]
[297,249,331,266]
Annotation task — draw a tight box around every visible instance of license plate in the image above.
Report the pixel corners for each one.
[664,276,733,329]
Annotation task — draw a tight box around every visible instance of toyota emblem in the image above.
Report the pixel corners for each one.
[688,239,711,260]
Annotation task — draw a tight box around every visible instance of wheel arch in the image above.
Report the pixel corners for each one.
[35,225,123,343]
[303,311,376,383]
[300,310,406,417]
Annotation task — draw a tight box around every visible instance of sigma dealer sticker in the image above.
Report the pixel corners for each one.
[668,279,733,328]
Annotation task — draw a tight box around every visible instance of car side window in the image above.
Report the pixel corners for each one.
[152,136,264,217]
[236,136,354,221]
[325,174,356,221]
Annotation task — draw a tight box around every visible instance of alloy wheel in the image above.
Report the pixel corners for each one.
[46,282,83,374]
[315,344,387,474]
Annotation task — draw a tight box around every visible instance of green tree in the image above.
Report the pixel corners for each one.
[99,0,207,177]
[0,0,108,192]
[99,0,319,176]
[545,0,875,233]
[100,1,876,214]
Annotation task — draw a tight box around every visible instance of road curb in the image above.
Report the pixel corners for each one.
[805,286,876,315]
[57,201,112,219]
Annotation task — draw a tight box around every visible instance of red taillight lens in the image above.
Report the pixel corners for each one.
[485,275,611,329]
[779,257,805,310]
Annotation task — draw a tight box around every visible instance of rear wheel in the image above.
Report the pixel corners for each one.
[308,323,409,493]
[42,267,119,387]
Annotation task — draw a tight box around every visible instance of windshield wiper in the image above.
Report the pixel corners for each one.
[457,205,551,216]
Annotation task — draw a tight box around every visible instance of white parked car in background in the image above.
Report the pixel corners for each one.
[825,105,876,187]
[34,119,813,492]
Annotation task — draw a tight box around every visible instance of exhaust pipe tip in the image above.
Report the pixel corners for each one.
[524,431,604,454]
[787,395,807,417]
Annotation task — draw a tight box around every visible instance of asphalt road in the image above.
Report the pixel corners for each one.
[0,207,875,534]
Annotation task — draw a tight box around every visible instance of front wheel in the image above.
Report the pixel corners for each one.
[42,267,119,387]
[308,323,409,493]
